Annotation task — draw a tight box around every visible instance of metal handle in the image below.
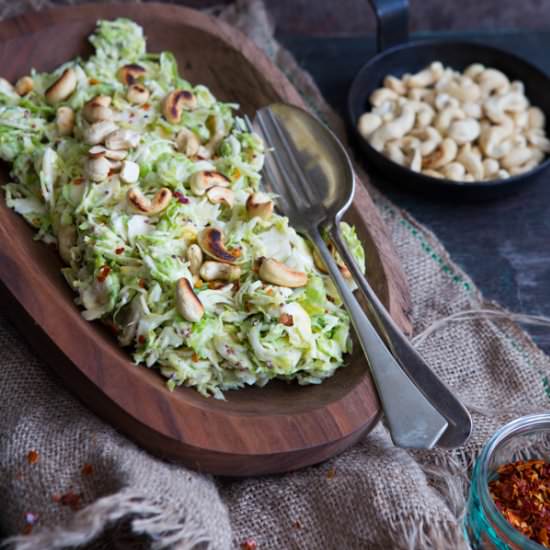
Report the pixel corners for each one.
[367,0,409,52]
[308,227,448,449]
[329,223,472,448]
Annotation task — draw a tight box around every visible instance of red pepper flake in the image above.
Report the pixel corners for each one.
[229,247,242,258]
[240,539,257,550]
[72,177,84,186]
[191,352,200,363]
[208,281,225,290]
[174,191,190,204]
[57,490,82,511]
[489,459,550,547]
[138,278,147,289]
[81,463,94,476]
[115,247,125,255]
[88,78,100,85]
[326,467,336,480]
[279,313,294,327]
[96,265,111,282]
[26,450,39,465]
[142,103,151,111]
[51,494,61,503]
[138,335,146,345]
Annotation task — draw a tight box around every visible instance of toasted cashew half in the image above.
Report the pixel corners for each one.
[56,106,75,136]
[86,155,111,182]
[206,185,235,207]
[313,242,353,279]
[175,278,204,322]
[83,96,113,123]
[189,170,230,196]
[200,261,241,282]
[246,192,273,219]
[83,121,119,145]
[105,129,140,150]
[198,227,239,264]
[15,76,33,96]
[187,244,203,276]
[162,90,198,123]
[118,64,146,85]
[258,258,308,288]
[176,127,200,157]
[119,160,140,184]
[127,187,172,215]
[127,84,149,105]
[45,68,77,104]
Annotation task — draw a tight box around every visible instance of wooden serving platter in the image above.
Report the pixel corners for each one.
[0,3,411,476]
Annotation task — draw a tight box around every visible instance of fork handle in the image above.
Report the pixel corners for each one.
[308,228,448,449]
[329,223,472,448]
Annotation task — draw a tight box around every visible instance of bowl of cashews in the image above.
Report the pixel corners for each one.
[348,8,550,198]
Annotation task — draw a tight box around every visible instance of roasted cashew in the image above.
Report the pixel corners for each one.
[162,90,198,123]
[206,185,235,207]
[15,76,33,96]
[83,96,114,123]
[58,224,76,264]
[105,129,140,150]
[127,187,172,215]
[187,244,203,276]
[85,155,111,182]
[199,261,241,282]
[246,192,273,219]
[176,128,200,157]
[127,84,149,105]
[119,161,140,184]
[83,121,119,145]
[45,68,77,104]
[189,171,230,196]
[258,258,308,288]
[175,278,204,322]
[198,227,239,264]
[118,64,146,85]
[56,106,75,136]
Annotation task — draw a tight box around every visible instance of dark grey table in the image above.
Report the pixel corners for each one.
[280,30,550,354]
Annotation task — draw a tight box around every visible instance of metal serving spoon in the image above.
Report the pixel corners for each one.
[247,103,472,448]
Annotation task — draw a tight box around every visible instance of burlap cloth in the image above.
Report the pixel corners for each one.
[1,1,549,549]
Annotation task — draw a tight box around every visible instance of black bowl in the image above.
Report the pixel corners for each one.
[348,5,550,199]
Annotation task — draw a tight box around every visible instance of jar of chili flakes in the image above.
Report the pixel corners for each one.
[465,414,550,549]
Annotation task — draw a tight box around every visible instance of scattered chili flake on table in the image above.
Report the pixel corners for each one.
[240,539,257,550]
[53,490,82,511]
[489,458,550,547]
[26,450,39,465]
[81,463,94,476]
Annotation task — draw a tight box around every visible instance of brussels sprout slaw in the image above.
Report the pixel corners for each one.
[0,19,366,398]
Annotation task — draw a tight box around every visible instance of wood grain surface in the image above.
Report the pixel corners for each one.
[0,3,411,475]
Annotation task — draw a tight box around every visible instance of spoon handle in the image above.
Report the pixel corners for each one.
[329,223,472,448]
[308,227,448,449]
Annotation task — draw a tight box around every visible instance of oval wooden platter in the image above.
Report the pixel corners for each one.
[0,3,411,476]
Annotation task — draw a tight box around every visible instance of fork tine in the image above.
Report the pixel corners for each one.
[263,108,318,207]
[257,109,306,211]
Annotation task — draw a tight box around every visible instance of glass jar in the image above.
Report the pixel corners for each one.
[464,414,550,550]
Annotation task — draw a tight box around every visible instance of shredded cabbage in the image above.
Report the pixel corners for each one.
[0,19,366,398]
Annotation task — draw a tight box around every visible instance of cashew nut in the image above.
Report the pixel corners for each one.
[442,162,466,181]
[464,63,485,80]
[198,227,239,264]
[258,258,308,288]
[501,147,533,169]
[246,192,273,219]
[457,145,484,180]
[105,129,140,150]
[423,138,458,169]
[478,69,510,96]
[119,160,140,184]
[358,112,382,138]
[526,129,550,153]
[86,155,111,182]
[434,93,460,111]
[442,78,481,103]
[448,118,480,144]
[83,96,113,123]
[406,61,444,88]
[410,126,442,156]
[175,278,204,322]
[187,244,203,276]
[479,121,514,158]
[369,103,415,151]
[118,64,146,85]
[89,145,127,161]
[189,170,230,196]
[484,92,529,124]
[422,169,444,179]
[126,84,149,105]
[369,88,399,107]
[176,127,200,157]
[127,187,172,215]
[312,243,352,279]
[15,76,33,96]
[527,107,545,130]
[56,106,75,136]
[83,121,119,145]
[384,75,406,95]
[462,101,483,119]
[162,90,198,123]
[45,68,77,104]
[206,185,234,207]
[199,261,241,282]
[482,158,500,179]
[435,106,465,134]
